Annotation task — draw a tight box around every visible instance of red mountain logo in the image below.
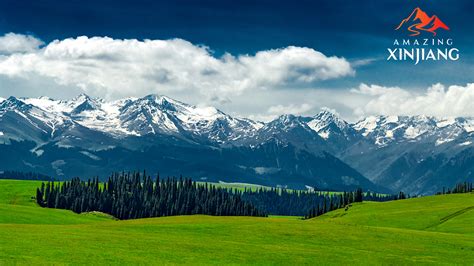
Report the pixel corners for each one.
[395,7,449,36]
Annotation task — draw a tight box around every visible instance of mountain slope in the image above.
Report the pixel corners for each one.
[0,95,382,192]
[1,94,473,194]
[307,109,360,153]
[343,115,474,194]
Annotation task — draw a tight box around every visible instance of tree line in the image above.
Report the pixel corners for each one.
[36,171,266,219]
[0,170,55,181]
[303,190,408,219]
[35,171,405,220]
[437,182,473,195]
[303,188,364,219]
[238,188,396,217]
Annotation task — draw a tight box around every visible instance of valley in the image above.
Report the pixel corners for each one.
[0,179,473,264]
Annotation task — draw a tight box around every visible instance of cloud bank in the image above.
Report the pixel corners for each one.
[0,34,353,100]
[268,103,314,116]
[352,83,474,118]
[0,33,472,121]
[0,33,44,54]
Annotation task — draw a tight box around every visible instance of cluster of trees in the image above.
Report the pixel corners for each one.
[36,172,266,219]
[0,170,54,181]
[304,188,365,219]
[34,170,407,220]
[393,191,408,200]
[366,190,407,201]
[239,188,325,216]
[303,189,409,219]
[239,188,397,217]
[438,182,473,195]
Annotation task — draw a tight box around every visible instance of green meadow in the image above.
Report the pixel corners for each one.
[0,179,473,265]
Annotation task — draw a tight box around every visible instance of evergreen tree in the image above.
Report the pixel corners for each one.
[37,172,266,220]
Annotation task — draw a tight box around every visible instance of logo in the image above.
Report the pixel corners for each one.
[395,7,449,37]
[387,7,458,64]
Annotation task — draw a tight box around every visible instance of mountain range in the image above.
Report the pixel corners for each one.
[1,94,473,195]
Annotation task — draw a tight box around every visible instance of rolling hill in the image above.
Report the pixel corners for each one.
[0,179,473,264]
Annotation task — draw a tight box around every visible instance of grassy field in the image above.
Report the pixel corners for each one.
[0,179,473,265]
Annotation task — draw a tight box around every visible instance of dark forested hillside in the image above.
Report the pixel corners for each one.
[35,171,401,220]
[437,182,473,195]
[36,172,266,219]
[240,188,396,217]
[0,170,55,181]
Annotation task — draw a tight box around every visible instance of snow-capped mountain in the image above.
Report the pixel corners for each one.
[249,114,328,155]
[0,96,73,143]
[16,94,262,143]
[1,93,473,194]
[307,109,360,153]
[352,115,472,147]
[343,115,474,195]
[307,109,349,139]
[2,94,382,193]
[117,94,262,142]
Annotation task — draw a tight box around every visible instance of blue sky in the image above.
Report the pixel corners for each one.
[0,0,473,120]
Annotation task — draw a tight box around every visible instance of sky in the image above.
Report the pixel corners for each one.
[0,0,473,121]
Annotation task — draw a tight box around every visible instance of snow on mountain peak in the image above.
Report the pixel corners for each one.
[277,114,298,122]
[140,94,188,111]
[458,118,474,133]
[351,114,474,146]
[306,109,356,141]
[3,93,474,147]
[71,93,93,102]
[0,96,32,112]
[69,93,102,112]
[436,117,456,128]
[24,96,69,114]
[353,116,378,136]
[113,94,261,140]
[268,114,310,130]
[309,108,347,130]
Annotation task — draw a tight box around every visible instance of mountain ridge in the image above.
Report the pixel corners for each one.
[1,94,473,194]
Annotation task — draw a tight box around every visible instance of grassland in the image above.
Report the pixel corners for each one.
[0,179,473,265]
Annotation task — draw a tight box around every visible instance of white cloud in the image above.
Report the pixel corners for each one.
[352,83,474,118]
[351,58,379,67]
[320,106,341,116]
[5,33,470,122]
[0,33,44,54]
[268,103,314,115]
[0,35,354,100]
[239,47,354,86]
